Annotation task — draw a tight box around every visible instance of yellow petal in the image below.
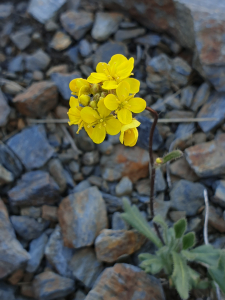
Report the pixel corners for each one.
[97,98,111,117]
[104,94,118,110]
[116,57,134,79]
[96,62,108,73]
[67,107,81,124]
[87,74,102,84]
[80,107,99,123]
[105,118,121,135]
[116,81,130,101]
[102,80,118,90]
[120,119,141,132]
[108,54,127,67]
[78,85,90,97]
[69,96,79,108]
[84,123,93,138]
[124,128,138,146]
[90,72,108,81]
[117,108,132,124]
[69,78,89,94]
[123,78,140,94]
[119,130,125,144]
[128,97,146,113]
[91,125,106,144]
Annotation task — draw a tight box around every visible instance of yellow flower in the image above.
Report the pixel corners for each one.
[69,78,90,96]
[87,54,140,93]
[80,98,121,144]
[119,119,140,147]
[104,81,146,124]
[78,85,90,106]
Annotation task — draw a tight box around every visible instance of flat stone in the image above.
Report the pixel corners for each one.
[154,193,171,219]
[51,71,81,100]
[191,82,210,112]
[66,46,80,64]
[0,89,10,126]
[71,180,91,194]
[48,159,67,193]
[213,180,225,208]
[8,269,24,285]
[0,164,14,186]
[115,28,146,41]
[0,200,30,278]
[82,150,99,166]
[0,282,15,300]
[42,205,58,222]
[169,157,199,181]
[60,10,94,40]
[101,144,149,183]
[25,49,51,71]
[74,291,86,300]
[8,55,24,73]
[164,110,194,119]
[135,34,161,47]
[7,171,60,207]
[115,176,133,196]
[175,123,195,140]
[10,31,31,50]
[58,187,108,248]
[97,141,113,155]
[46,64,68,77]
[78,39,92,57]
[21,206,41,219]
[180,86,197,108]
[2,81,24,96]
[169,211,186,222]
[171,57,191,86]
[28,0,66,24]
[101,192,123,213]
[92,12,123,41]
[112,212,129,230]
[85,263,165,300]
[185,133,225,177]
[7,125,55,171]
[170,179,205,216]
[95,229,145,263]
[33,271,75,300]
[0,142,23,178]
[70,247,103,288]
[0,3,13,19]
[50,31,72,51]
[208,206,225,233]
[13,81,58,118]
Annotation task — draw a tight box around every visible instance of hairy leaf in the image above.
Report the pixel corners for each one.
[187,266,200,288]
[174,218,187,239]
[208,251,225,294]
[155,150,183,167]
[153,214,168,244]
[139,253,155,261]
[182,232,196,250]
[140,256,163,274]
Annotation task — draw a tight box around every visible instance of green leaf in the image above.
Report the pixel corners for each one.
[139,253,155,261]
[208,251,225,294]
[187,266,200,288]
[182,232,196,250]
[140,256,163,274]
[174,218,187,239]
[153,215,168,244]
[155,150,183,167]
[121,198,163,248]
[171,251,190,300]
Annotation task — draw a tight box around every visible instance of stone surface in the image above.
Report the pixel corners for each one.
[28,0,66,24]
[115,177,133,196]
[7,125,55,171]
[21,206,41,219]
[58,187,108,248]
[135,34,161,47]
[92,12,123,41]
[8,171,59,207]
[48,159,67,193]
[25,49,51,71]
[170,180,205,216]
[13,81,58,118]
[85,263,165,300]
[0,142,23,178]
[101,192,123,213]
[115,28,146,42]
[101,144,149,183]
[185,133,225,177]
[180,85,196,108]
[0,164,14,186]
[213,180,225,208]
[33,271,75,300]
[208,206,225,233]
[191,82,210,112]
[82,151,99,166]
[95,229,145,262]
[0,3,13,19]
[8,55,24,73]
[71,180,91,194]
[0,282,15,300]
[46,64,68,77]
[74,291,86,300]
[169,157,199,181]
[78,39,92,57]
[112,212,129,230]
[50,31,72,51]
[42,205,58,222]
[0,89,10,127]
[0,200,30,279]
[10,31,31,50]
[60,10,94,40]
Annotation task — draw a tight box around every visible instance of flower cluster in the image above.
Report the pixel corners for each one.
[68,54,146,146]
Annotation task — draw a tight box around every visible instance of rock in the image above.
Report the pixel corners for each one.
[28,0,66,24]
[46,64,68,77]
[0,142,23,178]
[208,206,225,233]
[115,177,133,196]
[0,89,10,126]
[188,217,202,232]
[26,233,48,273]
[170,180,205,216]
[42,205,58,222]
[8,171,60,207]
[0,282,15,300]
[74,291,86,300]
[48,159,67,193]
[192,132,207,145]
[95,229,145,262]
[101,192,123,213]
[169,211,186,222]
[33,70,44,81]
[175,123,195,141]
[97,141,113,155]
[92,12,123,41]
[2,81,24,96]
[101,144,149,183]
[213,180,225,208]
[10,31,31,50]
[70,247,103,288]
[13,81,58,118]
[82,150,99,166]
[69,161,80,173]
[170,57,192,87]
[0,164,14,186]
[0,3,13,19]
[191,82,210,112]
[112,212,129,230]
[10,216,49,241]
[169,157,199,181]
[136,116,163,151]
[45,20,59,32]
[72,180,91,194]
[85,263,165,300]
[197,92,225,132]
[8,269,24,285]
[78,39,92,57]
[155,168,166,193]
[93,41,127,68]
[114,28,146,41]
[154,194,171,219]
[60,10,94,40]
[33,271,75,300]
[50,31,72,51]
[58,187,108,248]
[8,55,24,73]
[185,133,225,177]
[165,110,194,119]
[51,71,81,100]
[180,86,196,108]
[66,46,80,64]
[0,200,30,278]
[135,34,161,47]
[25,49,51,71]
[21,207,41,219]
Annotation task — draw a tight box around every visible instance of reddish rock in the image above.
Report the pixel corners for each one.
[55,105,68,119]
[13,81,58,118]
[208,206,225,233]
[169,157,199,181]
[8,269,24,285]
[85,263,165,300]
[46,64,68,77]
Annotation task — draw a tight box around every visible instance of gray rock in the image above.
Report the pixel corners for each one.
[170,180,205,216]
[115,28,146,41]
[69,161,80,173]
[10,31,31,50]
[115,177,133,196]
[112,212,129,230]
[154,193,171,219]
[66,46,80,64]
[73,291,86,300]
[191,82,210,112]
[25,49,51,71]
[0,89,10,127]
[0,200,30,278]
[45,20,59,32]
[169,157,199,182]
[10,216,49,241]
[180,85,196,108]
[101,192,123,213]
[155,168,166,193]
[50,31,72,51]
[214,180,225,208]
[0,3,13,19]
[135,34,161,47]
[7,171,60,207]
[0,164,14,186]
[70,247,103,288]
[92,12,123,41]
[33,271,75,300]
[147,54,172,74]
[8,55,24,73]
[0,142,23,178]
[72,180,91,194]
[81,166,93,176]
[78,39,92,57]
[97,141,113,155]
[26,233,48,273]
[0,282,15,300]
[7,125,54,171]
[82,150,99,166]
[48,159,67,193]
[21,206,41,219]
[175,123,195,140]
[51,71,81,100]
[60,10,94,40]
[28,0,66,24]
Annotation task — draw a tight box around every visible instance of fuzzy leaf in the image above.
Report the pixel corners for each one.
[140,256,163,274]
[121,198,163,248]
[182,232,196,250]
[187,266,200,288]
[155,150,183,167]
[153,215,168,244]
[174,218,187,239]
[208,251,225,294]
[171,251,190,300]
[139,253,155,261]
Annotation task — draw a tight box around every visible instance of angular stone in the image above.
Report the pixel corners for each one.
[165,110,194,119]
[8,171,59,207]
[180,85,196,108]
[170,180,205,216]
[58,187,108,248]
[112,212,129,230]
[0,200,30,278]
[8,55,24,73]
[115,177,133,196]
[154,193,171,219]
[0,282,15,300]
[92,12,123,41]
[213,180,225,208]
[70,247,103,288]
[82,150,99,166]
[208,206,225,233]
[21,206,41,219]
[115,28,146,42]
[85,263,165,300]
[7,125,54,171]
[60,10,94,40]
[78,39,92,57]
[135,34,161,47]
[42,205,58,222]
[28,0,66,24]
[48,159,67,193]
[0,89,10,127]
[97,141,113,155]
[0,3,13,19]
[13,81,58,118]
[191,82,210,112]
[0,142,23,178]
[8,269,24,285]
[169,157,199,181]
[0,164,14,186]
[72,180,91,194]
[50,31,72,51]
[25,49,51,71]
[185,133,225,177]
[10,31,31,50]
[46,64,68,77]
[2,80,24,96]
[169,211,186,222]
[101,192,123,213]
[33,271,75,300]
[101,144,149,183]
[74,291,86,300]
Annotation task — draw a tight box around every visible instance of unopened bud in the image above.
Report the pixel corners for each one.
[91,84,100,94]
[79,94,90,106]
[93,93,100,101]
[101,91,108,98]
[155,157,163,164]
[90,100,97,109]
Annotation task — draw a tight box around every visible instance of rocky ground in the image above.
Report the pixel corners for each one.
[0,0,225,300]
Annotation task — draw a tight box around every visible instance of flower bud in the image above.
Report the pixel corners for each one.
[93,93,100,101]
[101,91,108,98]
[90,100,97,109]
[79,94,90,106]
[91,84,100,94]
